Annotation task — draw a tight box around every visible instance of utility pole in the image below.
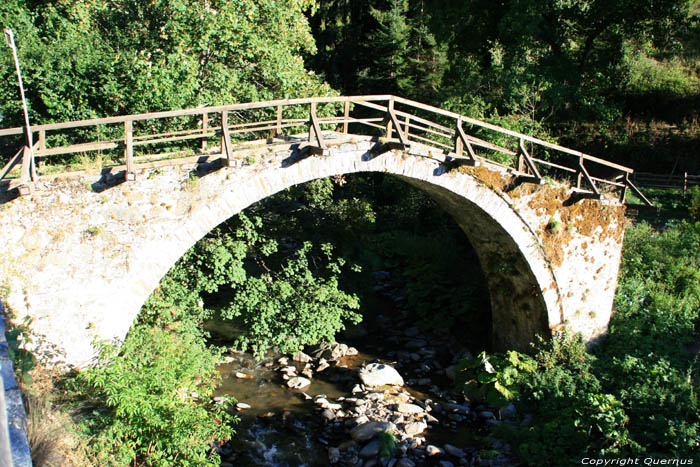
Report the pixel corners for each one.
[4,28,35,186]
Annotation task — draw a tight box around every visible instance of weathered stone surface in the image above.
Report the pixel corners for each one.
[397,403,423,414]
[350,421,393,442]
[444,444,466,458]
[0,135,625,367]
[404,421,427,436]
[287,376,311,389]
[292,351,312,363]
[426,445,444,456]
[359,363,404,387]
[359,439,381,458]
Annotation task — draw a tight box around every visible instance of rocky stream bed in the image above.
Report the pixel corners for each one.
[209,272,518,466]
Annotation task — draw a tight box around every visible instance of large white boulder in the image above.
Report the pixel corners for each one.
[359,363,404,387]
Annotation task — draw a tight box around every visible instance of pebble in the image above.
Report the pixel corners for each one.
[439,461,455,467]
[426,444,444,456]
[235,402,251,410]
[322,409,335,421]
[234,371,252,379]
[396,459,416,467]
[479,410,495,419]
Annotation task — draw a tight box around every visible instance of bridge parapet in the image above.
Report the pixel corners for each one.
[0,95,651,207]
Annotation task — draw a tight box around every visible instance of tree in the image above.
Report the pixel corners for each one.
[0,0,333,130]
[428,0,691,120]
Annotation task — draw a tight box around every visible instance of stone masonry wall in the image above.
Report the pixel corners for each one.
[0,135,624,366]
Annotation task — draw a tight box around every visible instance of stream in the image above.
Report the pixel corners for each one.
[206,273,514,467]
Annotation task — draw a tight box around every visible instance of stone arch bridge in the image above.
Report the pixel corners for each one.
[0,95,650,367]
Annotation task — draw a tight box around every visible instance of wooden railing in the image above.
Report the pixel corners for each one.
[0,95,652,205]
[632,172,700,192]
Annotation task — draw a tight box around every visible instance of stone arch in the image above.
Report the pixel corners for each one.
[122,142,560,355]
[1,137,573,366]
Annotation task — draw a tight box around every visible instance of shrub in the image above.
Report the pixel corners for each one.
[69,325,235,466]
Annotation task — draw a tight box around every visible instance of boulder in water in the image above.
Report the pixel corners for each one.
[287,376,311,389]
[359,363,404,387]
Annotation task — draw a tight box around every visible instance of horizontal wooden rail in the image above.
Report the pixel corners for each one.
[0,94,650,205]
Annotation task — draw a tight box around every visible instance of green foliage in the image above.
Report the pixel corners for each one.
[456,350,536,408]
[146,212,362,359]
[689,187,700,221]
[70,325,235,466]
[378,430,397,459]
[624,51,700,99]
[486,221,700,464]
[491,334,636,464]
[6,315,37,386]
[0,0,332,132]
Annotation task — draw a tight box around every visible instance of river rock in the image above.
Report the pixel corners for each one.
[359,439,381,458]
[328,447,341,463]
[359,363,404,387]
[322,409,335,421]
[350,421,393,442]
[346,346,359,356]
[405,339,427,349]
[397,403,423,414]
[479,410,495,419]
[426,444,444,456]
[444,403,470,415]
[396,459,415,467]
[317,358,330,372]
[439,461,454,467]
[287,376,311,389]
[278,357,289,365]
[443,444,466,458]
[235,402,251,410]
[501,403,517,418]
[234,371,253,379]
[292,351,312,363]
[404,421,427,436]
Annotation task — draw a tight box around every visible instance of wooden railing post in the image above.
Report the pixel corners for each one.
[201,112,208,151]
[385,98,394,139]
[307,102,328,155]
[515,138,543,184]
[124,120,135,181]
[220,111,234,166]
[576,155,583,189]
[343,99,350,134]
[276,104,283,137]
[384,97,408,148]
[619,173,629,203]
